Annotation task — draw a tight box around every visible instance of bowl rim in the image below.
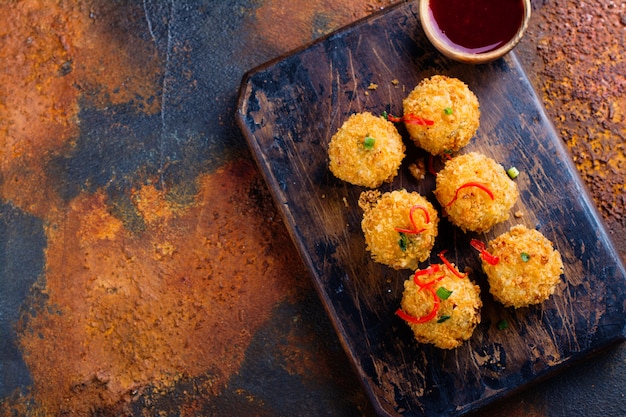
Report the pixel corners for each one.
[419,0,532,64]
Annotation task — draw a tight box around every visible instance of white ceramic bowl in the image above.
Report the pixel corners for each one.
[419,0,532,64]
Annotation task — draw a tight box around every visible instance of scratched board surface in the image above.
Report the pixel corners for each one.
[236,2,626,416]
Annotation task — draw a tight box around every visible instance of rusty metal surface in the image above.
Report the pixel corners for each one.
[0,0,624,416]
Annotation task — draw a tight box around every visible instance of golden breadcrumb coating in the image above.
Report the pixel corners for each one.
[399,262,482,349]
[359,189,439,270]
[328,112,405,188]
[434,152,518,233]
[402,75,480,155]
[481,225,564,308]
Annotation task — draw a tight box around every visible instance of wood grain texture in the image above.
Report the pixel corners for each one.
[236,2,626,416]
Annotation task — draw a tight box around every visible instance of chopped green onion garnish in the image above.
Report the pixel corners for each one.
[521,252,530,262]
[436,287,453,300]
[497,319,509,330]
[398,233,408,252]
[507,167,520,179]
[381,111,388,120]
[444,107,453,115]
[363,136,376,149]
[437,315,451,323]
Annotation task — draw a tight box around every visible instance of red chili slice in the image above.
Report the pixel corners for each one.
[413,264,445,288]
[446,182,495,208]
[428,155,438,176]
[403,114,435,126]
[437,250,466,278]
[395,286,440,324]
[413,264,440,277]
[387,113,434,126]
[470,239,500,265]
[394,205,430,234]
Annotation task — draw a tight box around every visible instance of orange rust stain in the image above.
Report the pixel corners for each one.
[75,192,124,242]
[16,160,307,415]
[0,1,315,414]
[0,1,80,217]
[131,183,182,226]
[522,1,626,255]
[0,0,161,218]
[252,0,398,52]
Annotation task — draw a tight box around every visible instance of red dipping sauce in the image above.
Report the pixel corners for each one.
[428,0,525,54]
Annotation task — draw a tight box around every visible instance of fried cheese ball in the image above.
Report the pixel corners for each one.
[328,112,405,188]
[479,225,564,308]
[398,262,482,349]
[434,152,518,233]
[402,75,480,155]
[359,189,438,270]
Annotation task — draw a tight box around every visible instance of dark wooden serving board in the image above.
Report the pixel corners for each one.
[236,2,626,416]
